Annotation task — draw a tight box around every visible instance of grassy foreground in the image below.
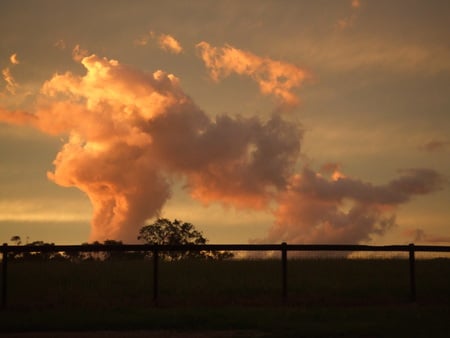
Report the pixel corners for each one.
[1,258,449,337]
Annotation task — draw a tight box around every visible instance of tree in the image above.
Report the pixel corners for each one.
[9,235,23,260]
[138,218,233,261]
[8,236,64,261]
[10,235,21,245]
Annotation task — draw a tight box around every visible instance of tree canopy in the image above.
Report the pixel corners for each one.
[138,218,233,260]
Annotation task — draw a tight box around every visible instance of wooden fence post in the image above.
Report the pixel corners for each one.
[153,247,159,304]
[2,243,7,309]
[281,242,287,303]
[409,243,416,302]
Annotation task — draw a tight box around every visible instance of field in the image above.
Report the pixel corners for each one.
[1,258,450,337]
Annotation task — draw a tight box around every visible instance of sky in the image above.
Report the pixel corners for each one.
[0,0,449,247]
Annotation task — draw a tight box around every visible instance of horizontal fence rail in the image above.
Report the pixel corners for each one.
[1,243,450,308]
[2,243,450,253]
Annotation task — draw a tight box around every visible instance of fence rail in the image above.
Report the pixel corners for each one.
[2,242,450,308]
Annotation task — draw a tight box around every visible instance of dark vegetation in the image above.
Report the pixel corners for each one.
[6,218,233,262]
[2,220,450,337]
[5,258,450,308]
[1,258,450,337]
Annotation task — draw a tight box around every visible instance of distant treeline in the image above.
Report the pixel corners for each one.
[6,219,234,261]
[7,238,145,262]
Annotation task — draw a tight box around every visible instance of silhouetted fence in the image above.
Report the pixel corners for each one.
[2,242,450,308]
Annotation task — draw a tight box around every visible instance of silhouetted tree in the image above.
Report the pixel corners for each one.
[10,235,21,245]
[9,235,23,260]
[138,218,233,261]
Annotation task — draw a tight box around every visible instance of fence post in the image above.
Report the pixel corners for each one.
[153,247,159,304]
[2,243,7,309]
[281,242,287,303]
[409,243,416,302]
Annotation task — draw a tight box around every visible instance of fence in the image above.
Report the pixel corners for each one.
[2,242,450,308]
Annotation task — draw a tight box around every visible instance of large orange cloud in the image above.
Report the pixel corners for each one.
[38,54,189,241]
[0,52,303,241]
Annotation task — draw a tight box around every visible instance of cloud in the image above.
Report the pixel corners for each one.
[2,53,192,241]
[352,0,361,9]
[2,67,19,95]
[35,55,187,241]
[134,34,150,46]
[336,0,362,30]
[261,166,445,245]
[149,113,302,209]
[196,42,308,108]
[0,199,90,222]
[0,52,302,242]
[404,228,450,244]
[134,31,183,54]
[284,34,450,75]
[389,168,446,196]
[157,34,183,54]
[72,45,89,62]
[10,53,20,65]
[0,108,37,126]
[420,139,450,153]
[54,39,67,50]
[1,53,21,95]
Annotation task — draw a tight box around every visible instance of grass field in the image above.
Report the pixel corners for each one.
[1,258,450,337]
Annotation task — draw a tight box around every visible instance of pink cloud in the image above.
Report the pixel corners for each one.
[196,42,308,108]
[260,166,444,245]
[2,67,19,94]
[158,34,183,54]
[10,53,20,65]
[134,31,183,54]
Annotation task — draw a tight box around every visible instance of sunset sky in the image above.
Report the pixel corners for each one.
[1,0,449,246]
